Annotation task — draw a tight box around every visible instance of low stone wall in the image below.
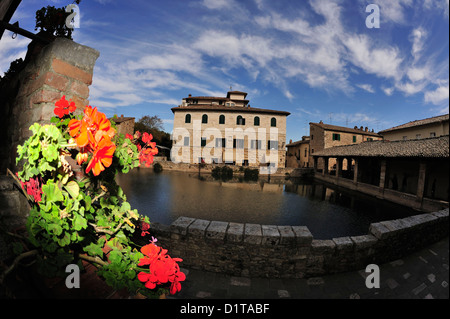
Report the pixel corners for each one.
[150,208,449,278]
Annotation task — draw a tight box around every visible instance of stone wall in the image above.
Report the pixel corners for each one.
[150,208,449,278]
[0,37,99,173]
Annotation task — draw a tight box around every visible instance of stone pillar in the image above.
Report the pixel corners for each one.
[313,156,318,172]
[336,157,342,178]
[1,37,99,172]
[322,157,329,176]
[379,159,387,189]
[416,161,427,201]
[353,158,359,184]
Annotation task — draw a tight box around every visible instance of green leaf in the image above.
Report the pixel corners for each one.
[48,223,63,236]
[64,180,80,199]
[83,242,104,257]
[73,214,87,231]
[42,144,58,161]
[42,181,64,203]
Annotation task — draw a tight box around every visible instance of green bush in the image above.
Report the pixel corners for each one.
[211,166,233,181]
[244,168,259,181]
[153,162,163,173]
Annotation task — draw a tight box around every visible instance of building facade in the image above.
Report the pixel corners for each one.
[309,121,383,170]
[110,115,135,137]
[286,136,310,168]
[171,91,290,168]
[378,114,449,141]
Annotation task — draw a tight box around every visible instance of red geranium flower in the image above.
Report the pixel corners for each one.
[54,95,76,118]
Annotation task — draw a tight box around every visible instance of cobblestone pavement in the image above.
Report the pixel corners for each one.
[173,237,449,299]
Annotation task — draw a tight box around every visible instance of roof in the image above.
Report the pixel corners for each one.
[287,140,310,147]
[310,122,381,137]
[171,105,290,116]
[227,91,248,98]
[109,116,135,124]
[313,135,449,158]
[379,114,449,133]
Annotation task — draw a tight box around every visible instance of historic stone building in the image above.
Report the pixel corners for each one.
[312,135,449,212]
[379,114,449,141]
[308,121,382,170]
[110,115,135,137]
[286,136,310,168]
[171,91,290,169]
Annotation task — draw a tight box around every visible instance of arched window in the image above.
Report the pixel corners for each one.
[254,116,260,126]
[185,114,191,123]
[236,115,245,125]
[271,117,277,127]
[202,114,208,124]
[219,114,225,124]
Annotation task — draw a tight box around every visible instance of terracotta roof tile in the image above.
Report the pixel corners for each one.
[378,114,449,133]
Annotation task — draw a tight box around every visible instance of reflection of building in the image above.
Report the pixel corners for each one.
[171,91,290,168]
[286,136,310,168]
[312,135,449,212]
[110,115,135,136]
[379,114,449,141]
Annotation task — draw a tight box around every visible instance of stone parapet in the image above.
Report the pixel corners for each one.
[150,208,449,278]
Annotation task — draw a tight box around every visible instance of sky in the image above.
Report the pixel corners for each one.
[1,0,449,142]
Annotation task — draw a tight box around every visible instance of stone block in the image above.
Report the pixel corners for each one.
[206,221,228,241]
[291,226,313,246]
[244,223,262,245]
[170,216,195,235]
[277,226,295,245]
[227,222,244,243]
[261,225,280,246]
[350,234,377,250]
[369,222,391,239]
[52,58,93,85]
[188,219,211,238]
[332,236,354,251]
[311,240,336,255]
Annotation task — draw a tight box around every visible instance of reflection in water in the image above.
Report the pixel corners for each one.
[117,170,419,239]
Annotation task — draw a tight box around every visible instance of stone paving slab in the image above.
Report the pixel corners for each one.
[174,237,449,299]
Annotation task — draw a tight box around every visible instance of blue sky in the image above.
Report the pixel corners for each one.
[1,0,449,142]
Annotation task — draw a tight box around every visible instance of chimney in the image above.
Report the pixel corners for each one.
[360,126,363,130]
[188,94,192,97]
[289,139,292,144]
[121,114,124,118]
[365,127,368,132]
[319,120,323,124]
[354,126,358,129]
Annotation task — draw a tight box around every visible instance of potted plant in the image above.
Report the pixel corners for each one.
[1,96,185,298]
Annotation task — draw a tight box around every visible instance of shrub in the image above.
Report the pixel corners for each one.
[153,162,163,173]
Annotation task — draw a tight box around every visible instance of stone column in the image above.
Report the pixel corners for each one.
[416,161,427,201]
[379,159,387,190]
[322,157,329,176]
[353,158,359,184]
[336,157,342,178]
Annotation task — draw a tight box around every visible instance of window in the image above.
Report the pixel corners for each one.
[201,137,207,147]
[367,138,373,141]
[202,114,208,124]
[271,117,277,127]
[430,132,436,137]
[236,115,245,125]
[250,140,262,149]
[304,148,307,157]
[311,149,314,154]
[233,138,244,149]
[254,116,260,126]
[416,134,421,139]
[311,134,314,140]
[185,114,191,123]
[219,114,225,124]
[332,133,340,141]
[353,136,356,143]
[183,136,190,146]
[215,138,226,148]
[268,140,278,150]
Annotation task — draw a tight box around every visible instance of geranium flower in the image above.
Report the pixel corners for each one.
[142,132,152,144]
[85,137,116,176]
[54,95,76,118]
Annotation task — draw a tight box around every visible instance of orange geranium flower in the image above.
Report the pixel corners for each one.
[85,137,116,176]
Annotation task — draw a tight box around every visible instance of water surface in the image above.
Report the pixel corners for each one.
[117,169,419,239]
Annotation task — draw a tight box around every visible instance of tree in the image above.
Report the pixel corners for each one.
[134,115,171,150]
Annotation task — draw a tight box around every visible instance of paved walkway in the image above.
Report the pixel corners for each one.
[173,237,449,299]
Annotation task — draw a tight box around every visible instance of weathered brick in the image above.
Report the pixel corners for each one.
[52,58,93,84]
[227,222,244,243]
[206,221,228,241]
[244,223,262,245]
[261,225,280,246]
[69,80,89,99]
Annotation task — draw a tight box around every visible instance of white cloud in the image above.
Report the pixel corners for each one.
[371,0,414,24]
[356,84,375,93]
[410,28,427,61]
[201,0,235,10]
[382,87,395,96]
[424,84,449,105]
